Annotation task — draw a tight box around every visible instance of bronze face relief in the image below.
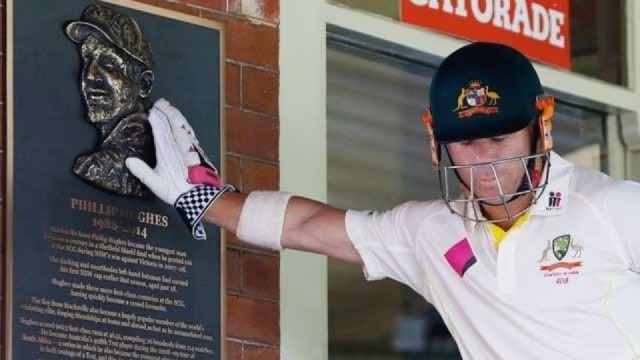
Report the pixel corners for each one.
[66,4,156,197]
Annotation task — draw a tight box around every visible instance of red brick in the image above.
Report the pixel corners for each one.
[225,340,243,360]
[225,62,241,106]
[259,0,279,23]
[233,0,278,23]
[224,154,241,189]
[197,7,227,23]
[226,231,244,247]
[0,55,5,101]
[0,103,4,147]
[227,0,241,13]
[0,153,4,191]
[226,19,278,70]
[242,252,279,300]
[155,0,200,16]
[244,344,279,360]
[0,7,4,46]
[242,67,278,115]
[226,108,278,161]
[0,206,3,252]
[242,160,278,192]
[0,292,3,347]
[227,295,279,344]
[0,205,3,257]
[186,0,223,10]
[226,248,241,292]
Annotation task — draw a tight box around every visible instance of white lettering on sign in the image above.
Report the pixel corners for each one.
[512,0,532,36]
[422,0,470,16]
[471,0,493,24]
[548,8,565,48]
[531,3,549,41]
[493,0,511,29]
[409,0,566,48]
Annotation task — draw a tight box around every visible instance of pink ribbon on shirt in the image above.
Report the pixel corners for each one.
[444,238,476,277]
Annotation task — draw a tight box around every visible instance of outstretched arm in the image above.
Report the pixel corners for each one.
[206,192,361,263]
[127,99,362,264]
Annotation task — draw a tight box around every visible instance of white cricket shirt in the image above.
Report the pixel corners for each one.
[346,152,640,360]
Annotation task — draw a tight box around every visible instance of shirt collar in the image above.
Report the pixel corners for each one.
[530,151,573,216]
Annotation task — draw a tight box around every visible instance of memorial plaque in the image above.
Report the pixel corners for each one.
[6,0,225,358]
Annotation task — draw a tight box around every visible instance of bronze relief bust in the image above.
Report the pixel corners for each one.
[66,4,156,197]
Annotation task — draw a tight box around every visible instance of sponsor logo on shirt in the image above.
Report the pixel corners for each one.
[538,234,583,285]
[546,191,563,211]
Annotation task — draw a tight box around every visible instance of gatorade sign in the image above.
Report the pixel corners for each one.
[401,0,571,69]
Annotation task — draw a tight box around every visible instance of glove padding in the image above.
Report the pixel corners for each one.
[126,98,235,240]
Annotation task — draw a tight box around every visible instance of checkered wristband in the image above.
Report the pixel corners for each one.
[174,184,236,240]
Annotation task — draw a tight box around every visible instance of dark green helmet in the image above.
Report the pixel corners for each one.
[429,42,543,143]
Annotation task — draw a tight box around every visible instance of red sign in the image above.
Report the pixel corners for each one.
[400,0,571,69]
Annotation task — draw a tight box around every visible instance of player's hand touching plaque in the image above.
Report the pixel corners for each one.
[126,99,235,240]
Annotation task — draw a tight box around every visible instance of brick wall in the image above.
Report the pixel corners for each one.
[1,0,281,359]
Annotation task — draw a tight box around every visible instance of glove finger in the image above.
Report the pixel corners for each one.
[171,119,201,168]
[159,108,221,184]
[152,98,172,112]
[193,142,216,169]
[164,102,198,143]
[149,107,190,188]
[182,141,201,168]
[148,107,175,157]
[126,157,172,204]
[155,100,201,167]
[157,101,215,171]
[159,103,220,177]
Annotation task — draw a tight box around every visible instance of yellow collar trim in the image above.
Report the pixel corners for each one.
[487,211,531,249]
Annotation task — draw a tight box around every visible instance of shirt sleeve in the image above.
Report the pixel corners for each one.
[345,201,434,295]
[605,180,640,269]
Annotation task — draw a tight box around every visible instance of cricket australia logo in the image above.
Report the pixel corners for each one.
[538,234,584,285]
[454,80,500,118]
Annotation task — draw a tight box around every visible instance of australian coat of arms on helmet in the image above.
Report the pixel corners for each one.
[454,80,500,118]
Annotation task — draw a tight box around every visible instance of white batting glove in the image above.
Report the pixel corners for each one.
[126,98,235,240]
